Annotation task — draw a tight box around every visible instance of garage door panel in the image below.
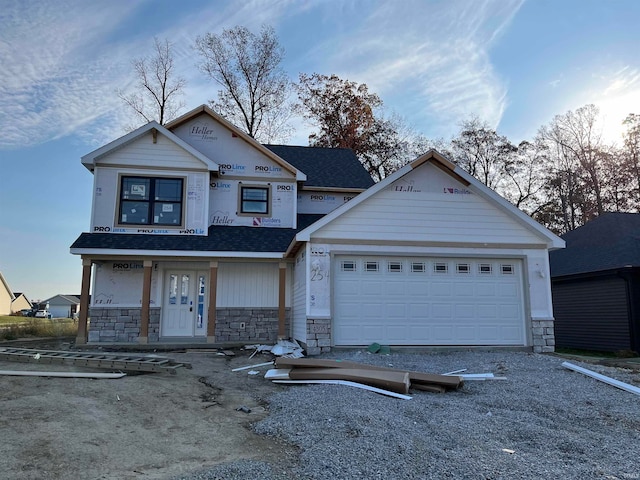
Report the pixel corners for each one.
[334,256,525,346]
[385,303,407,318]
[431,282,452,297]
[432,325,454,342]
[407,282,427,296]
[432,303,452,319]
[476,284,497,296]
[453,283,474,296]
[386,282,408,295]
[478,304,498,318]
[498,284,519,297]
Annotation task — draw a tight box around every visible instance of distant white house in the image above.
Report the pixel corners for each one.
[44,295,81,318]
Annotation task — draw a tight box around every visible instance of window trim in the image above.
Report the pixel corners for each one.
[117,175,185,228]
[237,183,272,217]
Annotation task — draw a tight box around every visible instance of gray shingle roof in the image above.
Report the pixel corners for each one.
[265,145,375,189]
[550,212,640,277]
[71,214,324,253]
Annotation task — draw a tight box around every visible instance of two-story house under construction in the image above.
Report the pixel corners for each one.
[71,105,564,354]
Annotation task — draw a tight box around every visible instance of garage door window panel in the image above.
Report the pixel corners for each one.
[479,263,493,274]
[387,261,403,273]
[365,261,379,273]
[434,263,448,274]
[341,260,357,272]
[411,262,426,273]
[456,263,470,274]
[501,264,514,274]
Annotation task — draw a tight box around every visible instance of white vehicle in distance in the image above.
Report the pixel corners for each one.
[35,310,51,319]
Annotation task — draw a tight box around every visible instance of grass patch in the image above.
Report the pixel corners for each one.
[555,347,637,358]
[0,318,77,341]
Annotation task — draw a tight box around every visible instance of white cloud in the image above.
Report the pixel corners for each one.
[0,0,523,149]
[296,0,523,138]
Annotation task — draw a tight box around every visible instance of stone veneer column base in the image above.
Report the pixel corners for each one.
[531,319,555,353]
[304,318,331,356]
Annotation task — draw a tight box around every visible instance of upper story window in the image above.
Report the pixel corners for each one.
[239,185,270,215]
[119,176,184,226]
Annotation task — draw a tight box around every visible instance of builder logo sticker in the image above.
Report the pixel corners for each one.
[444,187,472,195]
[189,122,217,141]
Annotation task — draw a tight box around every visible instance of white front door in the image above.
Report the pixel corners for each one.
[162,271,208,337]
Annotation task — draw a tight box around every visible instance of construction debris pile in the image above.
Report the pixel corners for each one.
[265,357,465,399]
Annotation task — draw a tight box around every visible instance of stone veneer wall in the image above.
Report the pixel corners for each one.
[531,319,555,353]
[214,308,290,343]
[88,307,160,343]
[88,307,287,343]
[301,318,552,355]
[304,318,331,356]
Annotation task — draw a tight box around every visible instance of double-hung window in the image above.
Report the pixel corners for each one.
[119,176,184,226]
[240,185,270,215]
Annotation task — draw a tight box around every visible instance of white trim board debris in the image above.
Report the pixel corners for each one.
[561,361,640,397]
[0,370,126,379]
[272,379,413,400]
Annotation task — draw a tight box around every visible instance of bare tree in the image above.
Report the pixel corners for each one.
[622,113,640,209]
[502,140,547,215]
[194,25,296,143]
[538,105,607,224]
[450,117,517,190]
[118,37,186,126]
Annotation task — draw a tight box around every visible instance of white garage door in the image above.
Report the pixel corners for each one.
[333,256,525,346]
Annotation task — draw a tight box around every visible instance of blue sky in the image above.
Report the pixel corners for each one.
[2,0,640,301]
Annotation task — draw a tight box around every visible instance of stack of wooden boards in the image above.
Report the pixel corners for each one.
[267,357,463,394]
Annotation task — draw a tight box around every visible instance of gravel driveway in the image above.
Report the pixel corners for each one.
[178,350,640,480]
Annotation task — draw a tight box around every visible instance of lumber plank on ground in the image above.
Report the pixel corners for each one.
[275,357,463,389]
[288,367,410,394]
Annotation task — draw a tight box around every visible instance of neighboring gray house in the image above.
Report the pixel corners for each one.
[70,105,563,353]
[550,212,640,353]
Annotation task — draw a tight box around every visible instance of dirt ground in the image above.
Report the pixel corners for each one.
[0,338,297,480]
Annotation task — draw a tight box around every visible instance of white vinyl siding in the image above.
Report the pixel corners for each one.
[333,256,525,346]
[217,263,279,307]
[95,132,208,170]
[312,163,543,246]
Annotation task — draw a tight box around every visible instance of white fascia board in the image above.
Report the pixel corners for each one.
[451,166,565,250]
[69,247,284,259]
[81,122,219,172]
